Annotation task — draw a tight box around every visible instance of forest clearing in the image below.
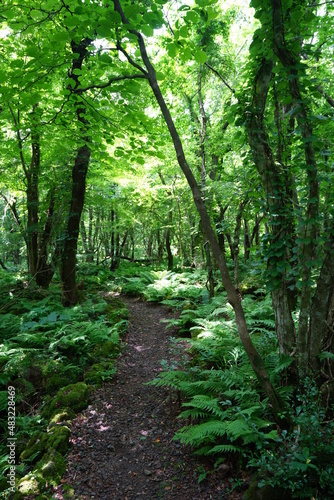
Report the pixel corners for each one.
[0,0,334,498]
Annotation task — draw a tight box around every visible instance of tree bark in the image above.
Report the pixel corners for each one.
[245,58,296,367]
[35,188,56,288]
[61,38,92,306]
[272,0,319,375]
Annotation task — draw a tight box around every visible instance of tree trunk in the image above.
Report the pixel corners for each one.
[61,38,92,306]
[26,106,40,276]
[272,0,319,376]
[309,223,334,373]
[204,241,215,298]
[166,210,173,270]
[35,189,56,288]
[112,0,291,428]
[61,144,90,305]
[245,58,296,368]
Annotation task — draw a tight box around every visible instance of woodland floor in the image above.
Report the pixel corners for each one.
[55,295,247,500]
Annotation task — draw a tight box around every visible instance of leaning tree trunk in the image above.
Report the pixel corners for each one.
[112,0,290,429]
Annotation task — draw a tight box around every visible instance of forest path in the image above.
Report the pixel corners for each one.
[58,295,241,499]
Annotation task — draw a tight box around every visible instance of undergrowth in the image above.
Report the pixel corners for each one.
[0,266,127,494]
[131,264,334,499]
[1,262,333,499]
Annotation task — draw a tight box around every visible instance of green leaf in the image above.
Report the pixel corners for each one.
[155,71,165,81]
[195,50,207,64]
[142,25,154,37]
[319,351,334,361]
[185,11,199,23]
[167,43,178,58]
[179,47,192,62]
[30,10,44,21]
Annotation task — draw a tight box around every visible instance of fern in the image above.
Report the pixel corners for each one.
[180,396,228,419]
[175,419,229,446]
[197,444,241,455]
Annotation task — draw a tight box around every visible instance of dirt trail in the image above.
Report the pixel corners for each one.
[58,295,243,499]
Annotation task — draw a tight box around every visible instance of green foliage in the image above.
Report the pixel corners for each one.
[150,285,279,460]
[249,379,334,499]
[0,272,127,492]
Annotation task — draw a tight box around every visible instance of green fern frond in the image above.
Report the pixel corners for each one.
[180,395,227,419]
[179,409,211,420]
[199,444,241,455]
[175,420,228,445]
[148,370,189,390]
[226,419,250,439]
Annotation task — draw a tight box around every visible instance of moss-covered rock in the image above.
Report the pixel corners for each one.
[48,408,75,428]
[20,431,48,462]
[105,296,128,324]
[34,449,66,486]
[41,382,90,419]
[47,425,71,454]
[17,474,43,497]
[45,374,73,394]
[20,424,70,463]
[91,339,120,359]
[62,483,75,498]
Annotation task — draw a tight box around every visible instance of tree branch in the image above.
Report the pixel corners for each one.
[204,62,235,93]
[78,72,148,92]
[8,103,29,180]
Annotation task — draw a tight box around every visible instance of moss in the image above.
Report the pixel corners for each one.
[91,339,120,359]
[34,449,66,486]
[105,297,128,324]
[17,474,43,496]
[41,382,90,419]
[47,425,71,454]
[21,425,70,463]
[48,408,75,427]
[18,451,66,493]
[45,374,72,394]
[20,431,48,462]
[62,484,75,498]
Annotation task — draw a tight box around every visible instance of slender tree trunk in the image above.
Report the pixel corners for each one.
[166,210,173,270]
[26,106,40,276]
[61,144,90,305]
[204,241,215,298]
[112,0,290,428]
[36,188,56,288]
[233,200,248,289]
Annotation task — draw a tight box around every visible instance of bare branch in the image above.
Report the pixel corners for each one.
[204,62,235,93]
[116,41,147,75]
[8,103,29,179]
[78,72,148,92]
[318,85,334,108]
